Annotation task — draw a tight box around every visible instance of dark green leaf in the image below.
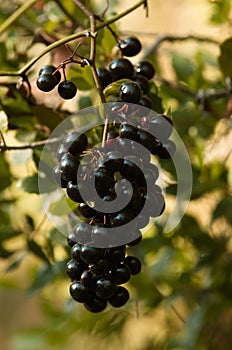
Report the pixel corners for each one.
[212,195,232,224]
[0,154,11,191]
[27,239,50,264]
[219,37,232,78]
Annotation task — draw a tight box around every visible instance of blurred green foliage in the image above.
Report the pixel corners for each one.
[0,1,232,350]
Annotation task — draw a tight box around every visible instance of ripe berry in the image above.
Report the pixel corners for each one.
[56,143,67,161]
[58,80,77,99]
[110,209,135,227]
[59,152,80,182]
[108,286,129,307]
[137,129,159,152]
[95,278,117,299]
[52,165,68,188]
[120,157,143,180]
[70,281,90,303]
[118,36,142,57]
[111,264,131,284]
[77,202,96,218]
[135,60,155,80]
[39,64,61,84]
[96,67,112,89]
[36,73,57,92]
[66,181,84,203]
[104,246,126,264]
[133,74,150,94]
[119,82,142,104]
[138,96,152,109]
[74,222,92,243]
[119,123,138,141]
[63,131,88,155]
[80,245,103,264]
[71,243,83,263]
[148,115,173,142]
[90,258,113,275]
[84,295,107,313]
[124,256,141,275]
[156,140,176,159]
[94,168,115,195]
[66,259,87,280]
[109,58,134,81]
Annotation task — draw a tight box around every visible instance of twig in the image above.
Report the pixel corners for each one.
[0,136,62,152]
[143,34,219,58]
[0,130,7,147]
[0,0,146,78]
[54,0,77,24]
[155,75,196,98]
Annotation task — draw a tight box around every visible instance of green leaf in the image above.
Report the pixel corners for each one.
[0,110,8,133]
[32,105,65,131]
[172,53,195,83]
[212,195,232,224]
[0,153,11,191]
[0,226,22,242]
[219,37,232,78]
[21,174,39,194]
[210,0,231,24]
[6,254,26,272]
[67,65,94,91]
[27,239,50,264]
[100,24,118,53]
[49,195,78,216]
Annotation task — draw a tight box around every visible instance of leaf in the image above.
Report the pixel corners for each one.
[0,110,8,132]
[6,254,26,272]
[49,195,78,216]
[219,37,232,78]
[172,53,195,83]
[100,24,118,53]
[0,226,22,242]
[20,174,39,194]
[210,0,231,24]
[27,239,50,264]
[33,105,65,131]
[67,65,94,91]
[212,195,232,224]
[0,153,11,191]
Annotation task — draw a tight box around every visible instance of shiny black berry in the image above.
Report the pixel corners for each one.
[96,67,112,89]
[118,36,142,57]
[135,60,155,80]
[59,152,80,182]
[74,222,92,243]
[111,264,131,284]
[119,123,138,141]
[95,278,118,299]
[52,165,68,188]
[63,131,88,155]
[108,286,129,307]
[71,243,83,263]
[148,115,173,142]
[39,64,61,84]
[66,259,87,280]
[156,140,176,159]
[77,202,96,218]
[84,295,107,313]
[80,245,103,264]
[133,74,150,94]
[36,73,57,92]
[58,80,77,99]
[124,256,141,275]
[104,246,126,264]
[119,82,142,104]
[66,181,83,203]
[138,96,152,109]
[70,281,90,303]
[109,58,134,81]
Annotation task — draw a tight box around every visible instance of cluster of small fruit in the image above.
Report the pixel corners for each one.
[36,64,77,99]
[52,113,173,312]
[66,237,141,312]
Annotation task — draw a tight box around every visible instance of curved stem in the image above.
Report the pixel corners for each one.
[0,0,146,77]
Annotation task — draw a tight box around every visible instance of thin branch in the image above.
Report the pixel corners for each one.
[0,136,62,152]
[0,0,146,77]
[155,75,196,98]
[143,34,219,58]
[54,0,77,24]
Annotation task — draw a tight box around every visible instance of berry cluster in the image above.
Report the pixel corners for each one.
[66,241,141,312]
[36,64,77,99]
[51,36,176,312]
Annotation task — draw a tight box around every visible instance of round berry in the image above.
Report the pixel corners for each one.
[77,202,96,218]
[138,96,152,109]
[66,259,87,280]
[70,281,90,303]
[63,131,88,155]
[36,73,57,92]
[119,82,142,104]
[118,36,141,57]
[148,115,173,142]
[39,64,61,84]
[133,74,150,94]
[52,165,68,188]
[108,286,129,307]
[66,181,83,203]
[111,264,131,284]
[124,256,141,275]
[59,152,80,182]
[104,246,126,264]
[156,140,176,159]
[80,245,103,264]
[71,243,83,263]
[109,58,134,81]
[95,278,117,299]
[84,295,107,313]
[96,67,112,89]
[119,123,138,141]
[135,60,155,80]
[74,222,92,243]
[58,80,77,99]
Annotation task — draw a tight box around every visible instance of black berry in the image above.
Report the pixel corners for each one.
[58,80,77,99]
